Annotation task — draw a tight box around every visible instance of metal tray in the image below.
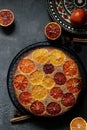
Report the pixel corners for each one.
[7,41,87,115]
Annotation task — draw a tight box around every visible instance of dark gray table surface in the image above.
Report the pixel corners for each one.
[0,0,87,130]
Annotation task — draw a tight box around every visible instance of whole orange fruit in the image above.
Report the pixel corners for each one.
[70,9,86,27]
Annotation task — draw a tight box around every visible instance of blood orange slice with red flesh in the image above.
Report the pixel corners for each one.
[46,102,61,116]
[50,87,63,99]
[13,74,28,91]
[30,101,45,115]
[61,93,75,107]
[18,58,35,73]
[44,22,61,40]
[0,9,14,27]
[43,63,54,74]
[63,60,78,76]
[54,72,66,85]
[19,91,32,106]
[67,78,82,93]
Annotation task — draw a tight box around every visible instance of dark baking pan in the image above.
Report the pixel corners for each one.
[7,41,87,116]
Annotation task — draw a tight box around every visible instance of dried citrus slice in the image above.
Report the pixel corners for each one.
[43,63,54,74]
[32,85,47,100]
[54,72,66,85]
[70,117,87,130]
[30,101,45,115]
[67,78,82,93]
[61,93,75,107]
[42,76,55,89]
[29,70,44,85]
[0,9,14,27]
[13,74,28,91]
[32,48,49,64]
[50,87,63,99]
[63,60,78,76]
[18,58,35,73]
[19,91,32,106]
[46,102,61,116]
[50,49,66,66]
[44,22,61,40]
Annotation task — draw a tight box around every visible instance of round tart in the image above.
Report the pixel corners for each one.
[12,47,82,117]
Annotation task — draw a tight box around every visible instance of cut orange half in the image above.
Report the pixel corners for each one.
[0,9,14,27]
[44,22,62,40]
[70,117,87,130]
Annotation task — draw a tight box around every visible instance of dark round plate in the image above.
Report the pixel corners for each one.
[7,41,86,115]
[47,0,87,36]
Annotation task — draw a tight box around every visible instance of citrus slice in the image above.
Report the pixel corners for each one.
[0,9,14,27]
[50,49,66,66]
[32,48,49,64]
[44,22,61,40]
[61,93,75,107]
[63,60,78,76]
[46,102,61,116]
[50,87,63,99]
[13,74,28,91]
[32,85,47,100]
[19,91,32,106]
[70,117,87,130]
[29,70,44,85]
[18,58,35,73]
[67,78,82,93]
[42,76,55,89]
[30,101,45,115]
[54,72,66,85]
[43,63,54,74]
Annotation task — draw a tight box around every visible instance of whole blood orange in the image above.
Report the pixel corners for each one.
[44,22,61,40]
[70,8,86,27]
[0,9,14,27]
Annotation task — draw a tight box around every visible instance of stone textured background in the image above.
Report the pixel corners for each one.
[0,0,87,130]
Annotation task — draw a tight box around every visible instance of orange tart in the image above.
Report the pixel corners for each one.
[13,47,82,117]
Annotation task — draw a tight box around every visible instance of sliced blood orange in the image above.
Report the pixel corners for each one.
[61,93,75,107]
[50,49,66,66]
[70,117,87,130]
[18,58,35,73]
[13,74,28,91]
[30,101,45,115]
[32,85,47,100]
[43,63,54,74]
[42,76,55,89]
[67,78,82,93]
[19,91,32,106]
[46,102,61,116]
[29,70,44,85]
[54,72,66,85]
[0,9,14,27]
[63,60,78,76]
[44,22,62,40]
[50,87,63,99]
[32,48,49,64]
